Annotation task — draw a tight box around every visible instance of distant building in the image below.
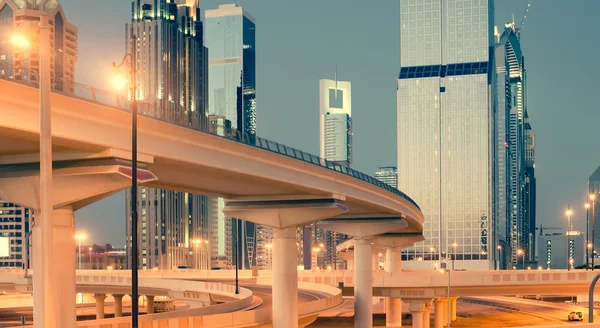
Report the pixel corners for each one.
[538,232,584,270]
[205,4,260,270]
[375,166,398,189]
[125,0,210,270]
[76,247,127,270]
[0,203,30,268]
[0,0,78,94]
[523,113,536,262]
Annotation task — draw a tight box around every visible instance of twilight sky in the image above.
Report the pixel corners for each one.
[65,0,600,246]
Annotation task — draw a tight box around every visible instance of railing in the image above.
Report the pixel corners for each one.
[0,62,420,210]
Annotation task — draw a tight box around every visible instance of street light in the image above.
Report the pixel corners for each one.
[517,249,524,270]
[591,193,597,270]
[587,203,591,270]
[451,242,457,270]
[497,245,503,270]
[89,247,92,269]
[74,233,86,270]
[111,31,139,328]
[566,205,573,271]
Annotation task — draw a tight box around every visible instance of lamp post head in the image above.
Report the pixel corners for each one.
[110,69,129,91]
[497,245,502,250]
[586,203,591,209]
[591,194,597,201]
[566,205,573,217]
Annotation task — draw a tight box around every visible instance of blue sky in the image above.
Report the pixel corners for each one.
[64,0,600,246]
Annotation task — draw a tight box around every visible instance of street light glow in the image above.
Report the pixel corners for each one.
[586,203,591,209]
[517,249,523,255]
[566,207,573,217]
[110,71,129,90]
[591,194,597,201]
[10,34,30,48]
[74,233,86,240]
[452,242,457,247]
[497,245,502,250]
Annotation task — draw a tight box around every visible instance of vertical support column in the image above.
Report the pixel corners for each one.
[433,299,444,328]
[372,253,379,271]
[442,298,448,326]
[146,295,155,314]
[272,227,298,328]
[385,248,403,327]
[423,304,431,328]
[94,293,106,320]
[409,300,429,328]
[355,238,373,328]
[347,259,354,271]
[113,294,124,317]
[33,13,54,328]
[450,296,458,322]
[34,206,76,328]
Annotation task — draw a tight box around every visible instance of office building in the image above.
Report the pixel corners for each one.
[0,203,30,268]
[397,0,496,270]
[125,0,210,270]
[590,167,600,252]
[375,166,398,189]
[76,247,127,270]
[496,19,535,267]
[538,232,584,270]
[205,4,258,270]
[0,0,78,94]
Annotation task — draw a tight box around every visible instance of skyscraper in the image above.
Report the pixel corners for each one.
[314,76,352,269]
[0,0,76,268]
[205,4,259,270]
[125,0,210,270]
[0,0,78,94]
[496,20,534,267]
[397,0,496,270]
[375,166,398,189]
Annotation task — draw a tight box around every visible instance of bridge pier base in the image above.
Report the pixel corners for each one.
[113,294,124,317]
[409,300,429,328]
[32,206,76,328]
[146,295,155,314]
[423,304,431,328]
[433,298,445,328]
[450,296,458,321]
[355,238,374,328]
[385,247,403,327]
[93,293,106,320]
[273,227,299,328]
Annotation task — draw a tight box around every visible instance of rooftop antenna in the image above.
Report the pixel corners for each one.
[334,64,338,99]
[511,13,515,28]
[517,3,532,37]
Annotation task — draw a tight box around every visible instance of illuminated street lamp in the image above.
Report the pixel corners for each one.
[89,247,92,268]
[591,193,597,270]
[517,249,524,270]
[497,245,503,270]
[451,242,457,270]
[566,205,573,271]
[74,233,86,270]
[587,203,591,270]
[111,30,140,327]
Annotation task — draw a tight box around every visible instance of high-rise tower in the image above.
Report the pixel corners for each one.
[205,4,260,270]
[397,0,496,270]
[125,0,210,270]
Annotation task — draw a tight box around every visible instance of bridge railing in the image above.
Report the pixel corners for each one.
[0,63,420,210]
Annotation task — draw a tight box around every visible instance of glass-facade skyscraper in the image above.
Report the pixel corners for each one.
[496,20,535,268]
[397,0,496,270]
[205,4,259,270]
[125,0,210,270]
[375,166,398,189]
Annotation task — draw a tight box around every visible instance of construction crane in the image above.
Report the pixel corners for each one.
[535,225,561,236]
[516,3,531,37]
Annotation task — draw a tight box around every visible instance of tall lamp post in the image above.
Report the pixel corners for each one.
[517,249,524,270]
[74,233,86,270]
[110,32,139,328]
[566,206,573,271]
[451,241,457,270]
[591,193,597,270]
[587,203,591,270]
[497,245,502,270]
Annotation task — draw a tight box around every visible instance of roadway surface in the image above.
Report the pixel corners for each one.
[463,296,600,325]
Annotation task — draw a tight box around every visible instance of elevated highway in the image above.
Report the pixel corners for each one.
[0,73,423,328]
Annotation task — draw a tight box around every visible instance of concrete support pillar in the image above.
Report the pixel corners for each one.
[355,238,373,328]
[423,306,431,328]
[450,297,458,321]
[442,299,448,326]
[93,293,106,320]
[385,247,403,327]
[272,227,298,328]
[347,259,354,271]
[146,295,155,314]
[113,294,124,317]
[409,300,428,328]
[385,297,403,327]
[433,299,445,328]
[372,253,379,271]
[33,206,76,328]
